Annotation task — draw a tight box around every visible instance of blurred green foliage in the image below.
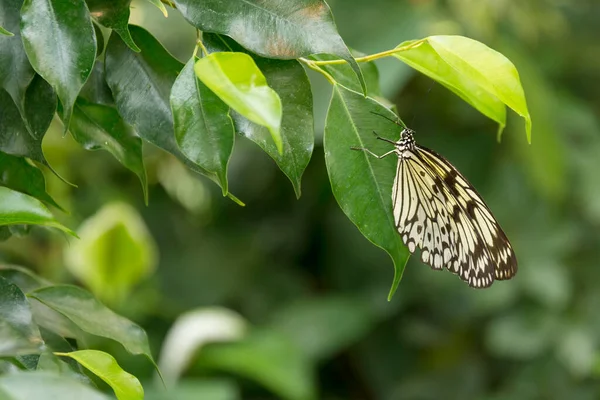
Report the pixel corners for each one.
[2,0,600,399]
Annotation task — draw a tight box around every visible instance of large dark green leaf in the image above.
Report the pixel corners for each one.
[69,101,147,201]
[79,61,113,106]
[324,86,410,300]
[29,285,155,364]
[0,0,35,126]
[86,0,140,52]
[0,276,44,356]
[0,187,75,235]
[203,34,314,198]
[173,0,365,92]
[105,25,241,203]
[0,372,110,400]
[20,0,96,130]
[171,57,234,194]
[0,152,63,210]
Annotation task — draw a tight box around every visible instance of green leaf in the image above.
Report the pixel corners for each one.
[0,26,13,36]
[79,61,114,106]
[203,33,314,198]
[93,22,104,57]
[0,187,75,236]
[269,296,374,361]
[171,57,234,195]
[105,25,240,203]
[64,202,157,305]
[87,0,140,52]
[145,0,168,17]
[29,285,155,364]
[0,265,51,294]
[69,101,148,202]
[394,36,531,141]
[0,0,35,126]
[0,152,63,210]
[231,59,313,198]
[173,0,365,93]
[56,350,143,400]
[20,0,96,130]
[194,52,283,154]
[324,86,410,300]
[159,308,246,385]
[199,330,315,400]
[0,276,44,356]
[0,372,110,400]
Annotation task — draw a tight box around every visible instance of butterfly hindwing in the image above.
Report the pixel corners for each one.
[392,145,516,288]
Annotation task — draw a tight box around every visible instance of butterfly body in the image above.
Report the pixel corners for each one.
[354,124,517,288]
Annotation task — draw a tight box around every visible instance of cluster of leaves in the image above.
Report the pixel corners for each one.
[0,0,530,298]
[0,265,148,399]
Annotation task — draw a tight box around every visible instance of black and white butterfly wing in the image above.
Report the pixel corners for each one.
[392,145,517,287]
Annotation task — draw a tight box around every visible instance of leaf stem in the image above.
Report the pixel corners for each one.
[299,58,336,85]
[309,39,426,66]
[196,36,209,57]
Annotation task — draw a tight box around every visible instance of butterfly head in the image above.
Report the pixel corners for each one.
[397,128,416,152]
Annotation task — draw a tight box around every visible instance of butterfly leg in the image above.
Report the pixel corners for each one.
[350,147,397,159]
[372,130,397,144]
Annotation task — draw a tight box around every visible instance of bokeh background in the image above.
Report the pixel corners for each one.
[2,0,600,399]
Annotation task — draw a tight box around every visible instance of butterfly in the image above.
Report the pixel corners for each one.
[351,113,517,288]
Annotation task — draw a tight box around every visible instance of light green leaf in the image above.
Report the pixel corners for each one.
[0,187,75,236]
[64,202,157,305]
[0,26,13,36]
[145,0,168,17]
[171,57,234,194]
[56,350,143,400]
[20,0,96,131]
[194,52,283,154]
[203,33,314,198]
[29,285,155,364]
[0,371,110,400]
[394,36,531,141]
[324,86,410,300]
[0,276,44,356]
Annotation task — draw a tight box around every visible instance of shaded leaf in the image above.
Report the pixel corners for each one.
[20,0,96,130]
[199,330,315,400]
[0,0,35,125]
[0,276,44,356]
[0,372,110,400]
[87,0,140,52]
[0,187,75,236]
[69,101,147,201]
[64,202,157,305]
[0,152,63,210]
[173,0,365,92]
[0,265,51,294]
[29,285,155,364]
[171,57,234,194]
[56,350,143,400]
[79,61,114,106]
[93,22,104,57]
[324,86,410,300]
[105,25,241,204]
[311,52,381,96]
[194,52,283,154]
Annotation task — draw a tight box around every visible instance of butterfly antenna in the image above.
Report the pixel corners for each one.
[370,111,408,128]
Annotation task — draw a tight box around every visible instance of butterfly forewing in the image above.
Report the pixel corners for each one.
[390,134,516,287]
